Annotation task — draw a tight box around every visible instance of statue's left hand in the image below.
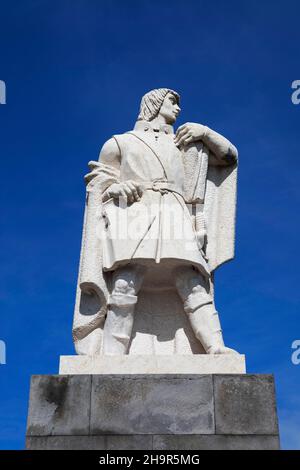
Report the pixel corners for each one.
[174,123,207,147]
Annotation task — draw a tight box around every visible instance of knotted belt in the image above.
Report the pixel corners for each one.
[144,180,185,200]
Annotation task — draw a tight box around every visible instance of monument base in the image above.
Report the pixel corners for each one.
[26,373,280,450]
[59,354,246,375]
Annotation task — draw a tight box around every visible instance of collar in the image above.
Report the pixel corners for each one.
[134,120,174,135]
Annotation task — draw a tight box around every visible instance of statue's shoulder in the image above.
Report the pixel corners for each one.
[112,130,135,140]
[99,131,133,157]
[99,136,119,157]
[111,130,139,150]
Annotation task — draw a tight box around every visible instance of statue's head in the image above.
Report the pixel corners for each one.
[137,88,181,124]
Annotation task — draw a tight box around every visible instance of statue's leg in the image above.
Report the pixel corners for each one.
[175,266,238,354]
[102,264,145,355]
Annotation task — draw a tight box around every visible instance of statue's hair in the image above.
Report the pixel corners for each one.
[137,88,180,121]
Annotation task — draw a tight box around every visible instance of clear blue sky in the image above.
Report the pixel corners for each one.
[0,0,300,450]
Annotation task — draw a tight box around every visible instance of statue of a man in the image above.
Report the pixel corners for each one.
[72,88,239,356]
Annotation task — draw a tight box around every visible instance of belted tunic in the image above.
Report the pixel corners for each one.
[101,120,210,276]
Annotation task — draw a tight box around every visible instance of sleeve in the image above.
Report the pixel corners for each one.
[202,127,238,167]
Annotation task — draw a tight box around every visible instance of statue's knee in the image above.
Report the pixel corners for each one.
[108,265,146,308]
[175,267,212,313]
[108,278,137,308]
[114,278,135,296]
[175,267,208,299]
[183,292,213,314]
[113,265,145,295]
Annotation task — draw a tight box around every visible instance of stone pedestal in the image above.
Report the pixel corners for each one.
[59,354,246,374]
[26,374,280,450]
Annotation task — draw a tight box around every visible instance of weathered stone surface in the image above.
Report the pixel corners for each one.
[106,435,153,450]
[59,354,246,375]
[90,375,214,435]
[26,434,280,450]
[26,375,91,436]
[214,374,279,435]
[26,374,280,450]
[153,434,280,450]
[26,436,106,450]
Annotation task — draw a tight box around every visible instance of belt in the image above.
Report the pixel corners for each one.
[144,180,185,199]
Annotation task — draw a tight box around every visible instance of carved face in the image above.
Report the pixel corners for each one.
[159,92,181,124]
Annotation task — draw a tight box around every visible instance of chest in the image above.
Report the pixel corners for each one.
[117,131,184,187]
[132,132,182,171]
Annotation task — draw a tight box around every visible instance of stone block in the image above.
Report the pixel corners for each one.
[26,435,106,450]
[106,435,153,450]
[26,375,91,436]
[90,374,214,435]
[59,354,246,375]
[214,374,279,435]
[153,434,280,450]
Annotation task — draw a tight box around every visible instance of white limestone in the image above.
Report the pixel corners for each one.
[59,354,246,375]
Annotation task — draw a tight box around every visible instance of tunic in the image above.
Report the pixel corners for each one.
[101,120,210,277]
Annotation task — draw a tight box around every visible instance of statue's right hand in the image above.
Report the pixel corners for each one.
[105,181,144,203]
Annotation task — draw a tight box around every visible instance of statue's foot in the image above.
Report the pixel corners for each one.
[207,345,239,355]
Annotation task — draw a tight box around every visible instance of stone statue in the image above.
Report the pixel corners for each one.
[72,88,239,357]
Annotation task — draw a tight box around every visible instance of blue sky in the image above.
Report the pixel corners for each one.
[0,0,300,449]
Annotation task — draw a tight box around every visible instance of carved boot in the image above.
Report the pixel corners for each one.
[102,265,145,355]
[175,267,238,355]
[102,291,137,355]
[186,301,238,354]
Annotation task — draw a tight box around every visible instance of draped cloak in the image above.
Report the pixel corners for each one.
[72,122,238,355]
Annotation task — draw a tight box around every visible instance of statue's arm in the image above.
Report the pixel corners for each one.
[98,137,143,203]
[175,122,238,166]
[202,127,238,166]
